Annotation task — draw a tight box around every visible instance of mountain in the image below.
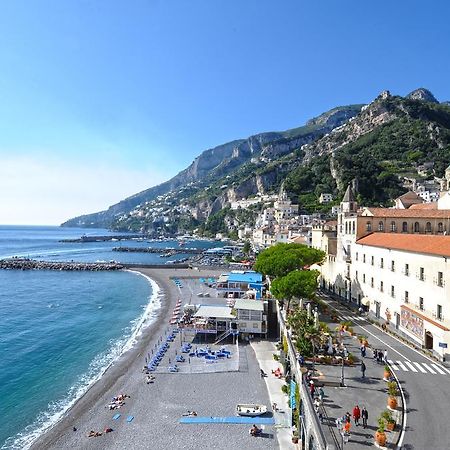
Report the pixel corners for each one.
[62,104,363,229]
[62,88,450,237]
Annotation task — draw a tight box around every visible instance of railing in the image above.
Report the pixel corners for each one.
[277,302,334,450]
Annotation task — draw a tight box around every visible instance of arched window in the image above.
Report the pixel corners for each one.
[402,222,408,232]
[425,222,432,233]
[390,221,396,232]
[414,222,420,233]
[378,221,384,232]
[366,221,372,232]
[438,222,444,233]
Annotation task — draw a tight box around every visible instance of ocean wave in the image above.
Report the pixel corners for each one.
[2,272,162,450]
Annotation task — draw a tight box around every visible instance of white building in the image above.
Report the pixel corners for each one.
[319,193,333,204]
[313,183,450,360]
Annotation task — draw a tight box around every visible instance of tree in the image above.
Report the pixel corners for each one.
[254,243,325,279]
[271,269,320,311]
[242,240,251,256]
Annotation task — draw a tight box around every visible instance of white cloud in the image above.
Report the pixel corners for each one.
[0,155,167,225]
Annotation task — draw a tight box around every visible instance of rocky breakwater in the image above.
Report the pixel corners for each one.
[0,258,124,271]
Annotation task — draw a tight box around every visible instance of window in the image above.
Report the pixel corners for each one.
[390,221,397,232]
[371,256,374,266]
[363,274,366,283]
[404,291,409,303]
[363,254,366,263]
[345,222,348,234]
[402,222,408,233]
[356,252,359,261]
[355,270,358,280]
[419,297,424,311]
[391,260,395,272]
[404,264,409,276]
[391,285,395,298]
[380,281,384,292]
[438,222,444,233]
[352,221,355,234]
[437,305,443,320]
[366,221,372,232]
[240,322,247,327]
[380,258,384,269]
[414,222,420,233]
[419,267,425,281]
[378,221,384,232]
[425,222,432,233]
[253,322,259,329]
[438,271,444,287]
[371,277,374,288]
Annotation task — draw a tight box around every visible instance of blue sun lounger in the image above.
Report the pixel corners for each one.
[127,415,134,423]
[112,413,121,420]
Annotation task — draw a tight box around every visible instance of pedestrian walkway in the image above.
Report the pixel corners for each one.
[251,340,296,450]
[388,359,450,375]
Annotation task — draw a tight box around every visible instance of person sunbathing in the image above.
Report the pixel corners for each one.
[88,430,102,437]
[249,425,261,436]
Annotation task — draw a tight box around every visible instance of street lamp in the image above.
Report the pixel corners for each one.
[340,347,348,387]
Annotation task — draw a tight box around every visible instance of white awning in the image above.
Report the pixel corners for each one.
[361,297,370,306]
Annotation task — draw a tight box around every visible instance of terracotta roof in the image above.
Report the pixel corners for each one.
[356,232,450,258]
[398,191,421,201]
[409,203,438,210]
[363,207,450,218]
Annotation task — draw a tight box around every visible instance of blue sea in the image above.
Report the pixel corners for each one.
[0,226,216,449]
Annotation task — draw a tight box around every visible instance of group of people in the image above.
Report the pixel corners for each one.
[373,348,388,364]
[106,393,130,410]
[337,405,369,433]
[88,428,113,438]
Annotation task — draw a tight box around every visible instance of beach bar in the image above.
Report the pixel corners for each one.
[216,271,264,299]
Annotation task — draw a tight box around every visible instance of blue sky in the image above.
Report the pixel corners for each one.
[0,0,449,225]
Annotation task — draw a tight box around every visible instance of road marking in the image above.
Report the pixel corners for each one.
[413,362,427,373]
[422,363,437,374]
[404,361,418,372]
[387,360,399,370]
[431,363,446,374]
[440,366,450,375]
[396,361,409,371]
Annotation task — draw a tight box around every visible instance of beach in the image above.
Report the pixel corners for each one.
[30,267,278,450]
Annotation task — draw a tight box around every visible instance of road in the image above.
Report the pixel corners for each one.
[319,292,450,450]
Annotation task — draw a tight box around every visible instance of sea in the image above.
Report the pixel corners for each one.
[0,225,217,449]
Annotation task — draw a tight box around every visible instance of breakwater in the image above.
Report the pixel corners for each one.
[0,259,124,271]
[60,234,145,243]
[112,247,203,255]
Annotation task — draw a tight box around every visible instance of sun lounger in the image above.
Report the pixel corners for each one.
[127,416,134,423]
[112,413,121,420]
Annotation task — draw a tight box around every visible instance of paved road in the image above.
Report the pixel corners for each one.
[319,293,450,450]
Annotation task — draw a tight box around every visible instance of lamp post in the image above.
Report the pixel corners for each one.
[340,347,348,387]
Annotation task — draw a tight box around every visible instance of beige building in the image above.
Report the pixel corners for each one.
[313,184,450,360]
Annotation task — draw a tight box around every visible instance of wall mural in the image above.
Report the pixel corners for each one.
[400,307,424,339]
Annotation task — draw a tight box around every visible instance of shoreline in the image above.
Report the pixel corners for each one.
[28,267,224,450]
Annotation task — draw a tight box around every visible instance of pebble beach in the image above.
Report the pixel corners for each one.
[29,267,279,450]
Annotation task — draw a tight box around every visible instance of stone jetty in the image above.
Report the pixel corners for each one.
[0,259,124,271]
[60,234,145,243]
[112,247,203,255]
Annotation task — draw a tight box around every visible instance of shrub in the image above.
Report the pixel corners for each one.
[387,381,398,396]
[377,417,386,433]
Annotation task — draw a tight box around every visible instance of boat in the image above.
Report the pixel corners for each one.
[236,404,267,416]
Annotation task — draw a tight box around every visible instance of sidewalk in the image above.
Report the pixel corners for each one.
[310,296,403,449]
[251,340,296,450]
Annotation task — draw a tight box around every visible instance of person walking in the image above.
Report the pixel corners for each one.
[384,349,388,363]
[309,380,315,397]
[361,406,369,428]
[360,345,366,358]
[318,386,325,403]
[352,405,361,426]
[361,361,366,379]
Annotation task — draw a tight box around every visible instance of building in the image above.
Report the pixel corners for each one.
[319,193,333,204]
[233,298,268,337]
[216,271,264,299]
[313,183,450,360]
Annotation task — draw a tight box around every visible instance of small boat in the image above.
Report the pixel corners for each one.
[236,404,267,417]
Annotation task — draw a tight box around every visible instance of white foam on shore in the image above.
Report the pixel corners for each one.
[2,271,163,450]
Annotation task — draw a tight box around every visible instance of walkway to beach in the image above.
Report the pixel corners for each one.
[251,340,296,450]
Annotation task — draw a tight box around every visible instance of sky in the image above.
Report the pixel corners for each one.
[0,0,449,225]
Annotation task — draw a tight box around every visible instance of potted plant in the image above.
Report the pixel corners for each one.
[292,431,299,444]
[383,365,392,380]
[387,381,398,409]
[375,418,387,446]
[381,410,396,431]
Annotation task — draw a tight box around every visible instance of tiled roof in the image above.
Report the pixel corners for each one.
[356,233,450,257]
[409,203,438,210]
[363,207,450,218]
